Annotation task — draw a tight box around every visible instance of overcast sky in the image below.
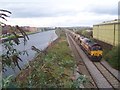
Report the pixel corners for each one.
[0,0,119,27]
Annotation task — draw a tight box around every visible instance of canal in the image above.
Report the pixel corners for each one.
[1,30,58,77]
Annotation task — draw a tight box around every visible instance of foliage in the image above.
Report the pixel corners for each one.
[71,75,87,88]
[0,9,11,22]
[2,75,19,88]
[104,44,120,70]
[0,9,29,88]
[1,9,87,88]
[76,30,93,38]
[16,30,87,88]
[1,10,29,71]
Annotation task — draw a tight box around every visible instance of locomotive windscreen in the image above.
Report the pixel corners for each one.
[91,45,102,50]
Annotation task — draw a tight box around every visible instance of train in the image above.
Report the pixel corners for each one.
[68,30,103,61]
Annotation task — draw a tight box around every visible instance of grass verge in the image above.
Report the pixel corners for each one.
[15,29,77,88]
[104,45,119,70]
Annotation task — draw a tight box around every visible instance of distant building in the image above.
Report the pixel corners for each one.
[29,27,37,32]
[93,19,120,46]
[2,25,39,35]
[21,26,38,32]
[2,25,11,34]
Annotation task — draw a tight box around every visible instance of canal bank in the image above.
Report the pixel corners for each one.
[0,31,41,43]
[2,30,58,77]
[13,29,77,88]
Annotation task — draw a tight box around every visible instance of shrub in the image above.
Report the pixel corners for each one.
[105,44,119,70]
[76,30,93,38]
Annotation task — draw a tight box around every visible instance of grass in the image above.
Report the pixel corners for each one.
[15,29,77,88]
[25,31,40,35]
[104,45,119,70]
[1,35,15,38]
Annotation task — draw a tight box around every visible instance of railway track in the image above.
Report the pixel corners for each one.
[93,62,120,89]
[66,32,97,88]
[66,32,120,89]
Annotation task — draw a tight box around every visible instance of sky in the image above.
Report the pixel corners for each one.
[0,0,119,27]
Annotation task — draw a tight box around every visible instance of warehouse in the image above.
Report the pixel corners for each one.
[93,19,120,46]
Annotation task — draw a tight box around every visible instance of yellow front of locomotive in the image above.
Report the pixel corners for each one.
[90,46,103,61]
[91,50,102,56]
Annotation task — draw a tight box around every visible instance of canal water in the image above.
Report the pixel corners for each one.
[1,30,58,77]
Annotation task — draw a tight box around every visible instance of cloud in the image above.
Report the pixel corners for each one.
[85,2,118,15]
[0,2,79,18]
[5,12,117,27]
[0,0,86,18]
[1,0,118,18]
[12,8,78,18]
[0,0,119,27]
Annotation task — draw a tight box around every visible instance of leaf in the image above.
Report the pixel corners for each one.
[23,50,29,56]
[17,56,23,62]
[6,75,13,81]
[0,16,7,21]
[16,25,29,40]
[2,75,13,88]
[0,9,12,14]
[6,50,9,55]
[0,13,9,17]
[12,32,20,45]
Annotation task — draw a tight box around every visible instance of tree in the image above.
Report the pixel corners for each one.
[0,9,11,21]
[0,9,29,72]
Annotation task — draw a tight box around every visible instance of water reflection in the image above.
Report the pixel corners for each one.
[2,30,58,77]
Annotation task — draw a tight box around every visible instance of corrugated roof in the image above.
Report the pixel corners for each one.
[93,19,120,26]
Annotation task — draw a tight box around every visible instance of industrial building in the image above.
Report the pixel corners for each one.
[93,19,120,46]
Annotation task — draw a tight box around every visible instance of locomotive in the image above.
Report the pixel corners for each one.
[68,30,103,61]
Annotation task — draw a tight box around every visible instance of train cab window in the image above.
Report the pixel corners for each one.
[92,46,102,51]
[99,47,102,50]
[86,39,92,43]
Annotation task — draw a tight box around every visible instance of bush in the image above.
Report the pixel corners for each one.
[105,44,120,70]
[76,30,93,38]
[15,30,88,88]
